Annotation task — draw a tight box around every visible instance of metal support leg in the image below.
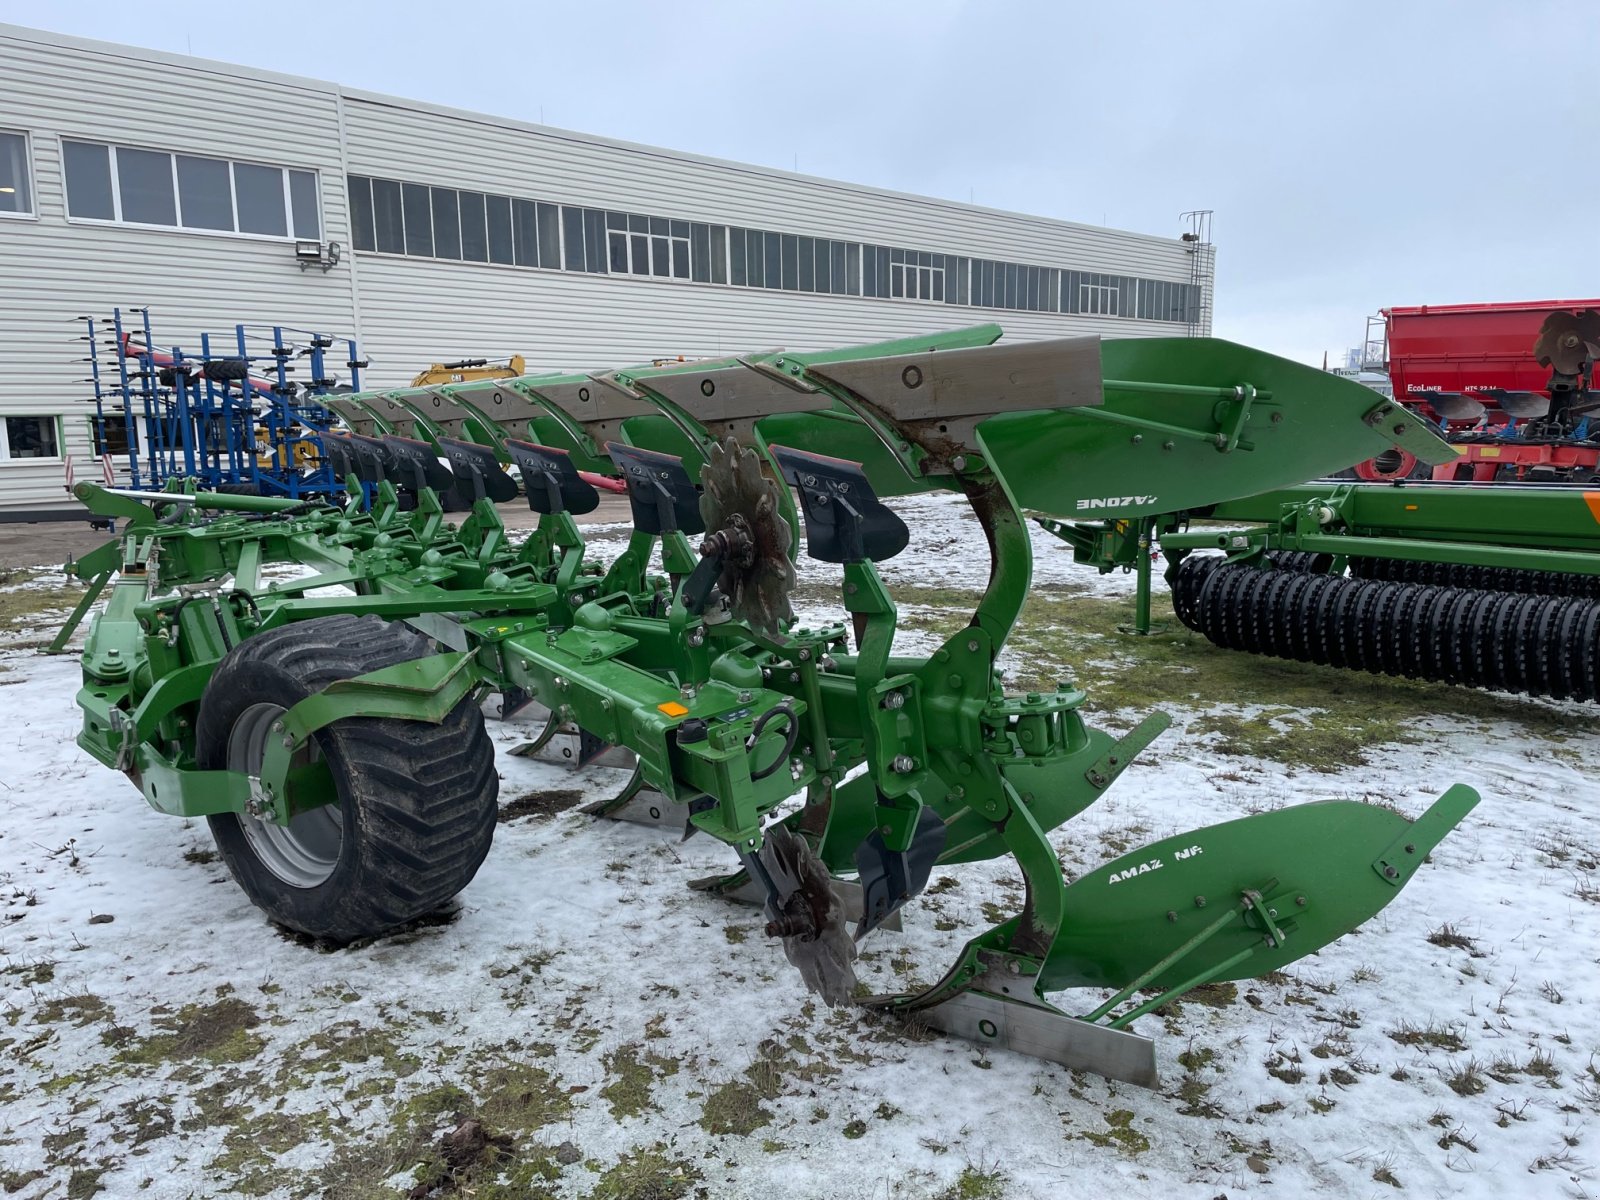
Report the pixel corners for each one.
[44,571,111,655]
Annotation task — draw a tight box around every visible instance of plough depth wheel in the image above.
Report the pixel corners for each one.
[196,614,498,942]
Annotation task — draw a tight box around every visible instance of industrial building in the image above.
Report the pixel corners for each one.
[0,22,1215,517]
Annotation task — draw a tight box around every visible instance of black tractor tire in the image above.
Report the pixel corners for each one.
[210,482,262,496]
[203,356,251,382]
[195,614,497,943]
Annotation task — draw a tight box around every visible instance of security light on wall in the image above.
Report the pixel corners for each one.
[295,239,341,272]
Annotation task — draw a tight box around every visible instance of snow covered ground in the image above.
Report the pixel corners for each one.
[1,494,1598,1200]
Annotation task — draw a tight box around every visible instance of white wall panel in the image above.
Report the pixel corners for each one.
[0,22,1215,514]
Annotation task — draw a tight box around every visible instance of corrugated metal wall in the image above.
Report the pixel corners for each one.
[0,23,1214,514]
[0,27,355,512]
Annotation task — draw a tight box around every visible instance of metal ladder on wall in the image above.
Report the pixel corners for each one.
[1180,210,1214,338]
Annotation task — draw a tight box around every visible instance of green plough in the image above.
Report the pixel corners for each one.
[62,324,1476,1085]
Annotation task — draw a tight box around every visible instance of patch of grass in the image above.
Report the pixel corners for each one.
[42,1126,87,1156]
[842,1119,868,1139]
[1265,1049,1304,1084]
[65,1167,107,1199]
[1437,1122,1478,1153]
[1427,924,1482,955]
[315,1082,467,1197]
[1183,982,1237,1009]
[591,1147,700,1200]
[212,1107,337,1195]
[698,1079,773,1136]
[933,1164,1009,1200]
[281,1018,423,1085]
[1387,1020,1466,1052]
[1098,823,1151,856]
[113,1097,175,1147]
[182,847,218,865]
[35,992,112,1029]
[1077,1108,1150,1154]
[316,1055,573,1199]
[116,996,263,1066]
[1446,1059,1488,1097]
[498,789,585,821]
[600,1042,679,1119]
[0,572,89,637]
[1524,1050,1561,1082]
[2,959,55,986]
[1175,1074,1221,1118]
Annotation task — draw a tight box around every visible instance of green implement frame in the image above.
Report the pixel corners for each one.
[1043,480,1600,633]
[61,325,1477,1087]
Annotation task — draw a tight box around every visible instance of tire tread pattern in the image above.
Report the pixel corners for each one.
[196,614,497,943]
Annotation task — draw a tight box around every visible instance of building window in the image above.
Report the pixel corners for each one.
[63,139,318,239]
[92,417,133,456]
[0,130,34,216]
[1079,279,1119,316]
[602,211,689,279]
[176,154,233,230]
[340,172,1198,325]
[889,249,944,301]
[1,415,60,460]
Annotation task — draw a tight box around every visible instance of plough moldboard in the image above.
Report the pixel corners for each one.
[63,324,1479,1086]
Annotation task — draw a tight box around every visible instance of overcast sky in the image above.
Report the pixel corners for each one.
[20,1,1595,365]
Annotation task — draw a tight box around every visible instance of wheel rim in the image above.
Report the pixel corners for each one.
[1356,448,1416,481]
[227,702,342,889]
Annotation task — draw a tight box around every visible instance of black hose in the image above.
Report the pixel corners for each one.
[748,702,799,781]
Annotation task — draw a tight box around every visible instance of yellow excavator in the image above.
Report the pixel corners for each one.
[411,355,527,387]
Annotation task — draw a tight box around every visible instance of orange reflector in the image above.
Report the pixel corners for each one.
[1404,504,1418,511]
[658,701,689,717]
